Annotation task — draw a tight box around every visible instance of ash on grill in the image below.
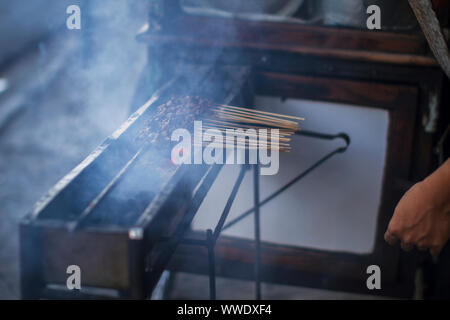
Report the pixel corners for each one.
[136,95,215,144]
[84,96,215,227]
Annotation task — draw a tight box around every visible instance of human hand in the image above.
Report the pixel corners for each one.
[384,159,450,256]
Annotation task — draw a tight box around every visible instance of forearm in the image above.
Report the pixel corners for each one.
[422,158,450,215]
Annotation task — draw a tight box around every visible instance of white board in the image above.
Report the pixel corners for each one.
[192,96,389,254]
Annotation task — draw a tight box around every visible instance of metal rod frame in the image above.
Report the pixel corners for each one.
[253,163,261,300]
[73,127,349,299]
[177,130,350,300]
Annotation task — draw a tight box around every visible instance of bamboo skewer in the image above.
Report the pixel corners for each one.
[220,104,305,121]
[203,120,296,135]
[214,114,298,131]
[203,127,291,142]
[195,143,291,152]
[213,108,299,129]
[199,135,292,148]
[192,103,303,154]
[206,124,293,132]
[201,125,292,138]
[213,115,296,132]
[200,129,292,144]
[194,143,291,153]
[197,131,292,149]
[215,110,299,128]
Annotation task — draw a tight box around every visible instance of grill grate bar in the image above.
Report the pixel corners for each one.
[69,145,147,231]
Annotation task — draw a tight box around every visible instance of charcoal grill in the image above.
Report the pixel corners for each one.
[20,65,254,299]
[20,62,348,299]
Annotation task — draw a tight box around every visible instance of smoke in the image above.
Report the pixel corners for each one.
[0,1,150,298]
[64,1,149,134]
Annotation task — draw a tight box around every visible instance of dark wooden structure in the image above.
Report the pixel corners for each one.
[136,1,447,298]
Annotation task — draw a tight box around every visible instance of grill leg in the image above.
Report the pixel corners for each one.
[207,229,216,300]
[253,164,261,300]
